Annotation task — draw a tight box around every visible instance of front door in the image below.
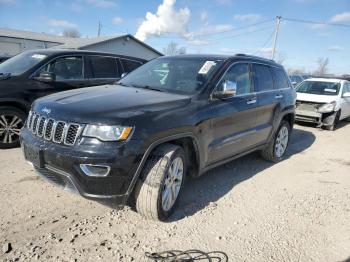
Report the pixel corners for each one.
[207,63,260,164]
[29,55,86,101]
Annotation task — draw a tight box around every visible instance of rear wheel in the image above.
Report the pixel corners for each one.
[261,120,291,162]
[0,106,26,149]
[135,144,186,221]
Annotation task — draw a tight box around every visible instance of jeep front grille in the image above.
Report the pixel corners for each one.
[26,111,82,146]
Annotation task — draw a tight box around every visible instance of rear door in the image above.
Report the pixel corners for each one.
[253,64,284,142]
[31,55,86,98]
[85,55,121,86]
[207,62,260,164]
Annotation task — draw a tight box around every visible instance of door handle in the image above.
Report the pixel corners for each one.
[275,95,283,99]
[246,99,257,105]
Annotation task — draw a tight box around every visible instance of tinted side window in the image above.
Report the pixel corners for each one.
[272,67,290,89]
[121,59,142,73]
[88,56,119,78]
[252,64,274,92]
[39,56,83,80]
[219,63,251,95]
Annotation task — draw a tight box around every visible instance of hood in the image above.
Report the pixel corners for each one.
[33,85,191,124]
[296,92,338,104]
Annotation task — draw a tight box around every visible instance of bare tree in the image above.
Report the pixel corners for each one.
[63,29,81,38]
[314,57,329,76]
[275,52,286,65]
[163,42,186,55]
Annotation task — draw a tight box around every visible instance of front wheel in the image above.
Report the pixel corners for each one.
[135,144,186,221]
[0,106,26,149]
[261,120,291,162]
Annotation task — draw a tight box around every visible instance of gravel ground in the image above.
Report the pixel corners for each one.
[1,123,350,262]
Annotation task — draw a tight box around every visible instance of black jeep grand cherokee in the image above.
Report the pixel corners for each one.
[20,54,296,220]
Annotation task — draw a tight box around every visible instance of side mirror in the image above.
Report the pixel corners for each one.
[343,92,350,98]
[121,72,128,78]
[34,72,55,82]
[212,80,237,99]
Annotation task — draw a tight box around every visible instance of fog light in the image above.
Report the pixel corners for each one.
[80,164,111,177]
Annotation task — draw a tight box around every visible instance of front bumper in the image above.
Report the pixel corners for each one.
[295,109,337,126]
[20,128,144,204]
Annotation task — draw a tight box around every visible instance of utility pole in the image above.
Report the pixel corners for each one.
[97,21,102,37]
[272,16,281,60]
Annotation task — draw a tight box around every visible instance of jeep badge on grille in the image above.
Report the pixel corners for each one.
[42,107,51,114]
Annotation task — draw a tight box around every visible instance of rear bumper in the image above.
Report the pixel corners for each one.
[20,128,145,204]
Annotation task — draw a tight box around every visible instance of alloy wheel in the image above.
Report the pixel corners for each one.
[0,114,23,144]
[275,126,289,158]
[161,157,184,211]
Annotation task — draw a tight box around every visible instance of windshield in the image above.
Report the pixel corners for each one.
[0,52,47,76]
[296,81,340,96]
[118,57,224,95]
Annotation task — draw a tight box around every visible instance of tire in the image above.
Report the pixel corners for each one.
[0,106,26,149]
[135,143,187,221]
[324,111,340,131]
[261,120,291,163]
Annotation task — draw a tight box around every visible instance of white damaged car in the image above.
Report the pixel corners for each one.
[295,78,350,130]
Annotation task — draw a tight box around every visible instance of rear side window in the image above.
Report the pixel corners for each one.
[121,59,142,73]
[252,64,274,92]
[87,56,119,78]
[272,67,290,89]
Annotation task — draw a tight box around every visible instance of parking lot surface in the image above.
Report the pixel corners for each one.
[1,123,350,261]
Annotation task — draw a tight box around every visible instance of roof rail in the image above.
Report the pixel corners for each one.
[235,53,275,63]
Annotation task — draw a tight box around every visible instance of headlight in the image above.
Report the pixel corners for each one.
[83,125,133,141]
[318,101,336,113]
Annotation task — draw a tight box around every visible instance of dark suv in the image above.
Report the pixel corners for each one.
[0,49,145,148]
[20,54,296,220]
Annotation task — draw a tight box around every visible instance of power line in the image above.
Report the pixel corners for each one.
[282,17,350,28]
[252,28,276,56]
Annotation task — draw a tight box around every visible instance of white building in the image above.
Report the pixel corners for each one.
[0,28,162,60]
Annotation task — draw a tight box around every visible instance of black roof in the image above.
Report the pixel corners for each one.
[21,49,146,62]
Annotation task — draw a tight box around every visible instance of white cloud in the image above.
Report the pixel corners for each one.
[253,47,273,58]
[135,0,191,41]
[328,45,342,52]
[112,17,123,25]
[186,24,233,38]
[86,0,117,8]
[48,19,78,29]
[220,47,236,54]
[186,39,211,46]
[200,10,208,22]
[234,14,263,23]
[330,12,350,23]
[308,23,328,30]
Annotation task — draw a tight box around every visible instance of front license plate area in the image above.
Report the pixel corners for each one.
[23,144,44,168]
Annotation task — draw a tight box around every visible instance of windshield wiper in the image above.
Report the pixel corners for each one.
[134,85,164,92]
